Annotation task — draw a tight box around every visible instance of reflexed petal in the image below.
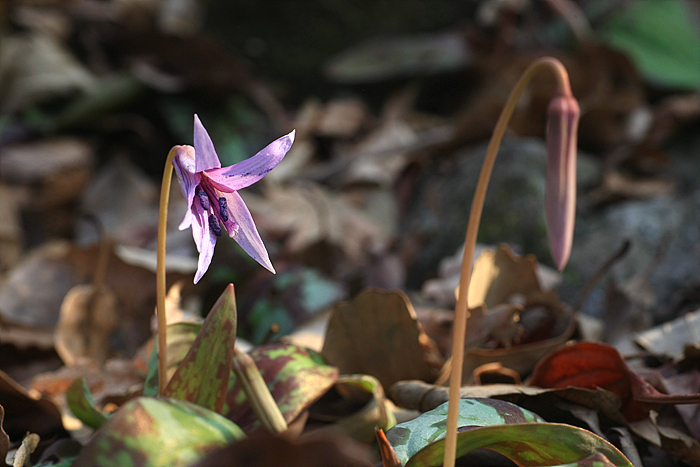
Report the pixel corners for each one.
[173,145,201,230]
[190,203,218,284]
[221,191,275,273]
[545,95,579,271]
[194,115,222,173]
[206,130,295,192]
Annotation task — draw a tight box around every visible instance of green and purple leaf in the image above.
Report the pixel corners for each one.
[385,399,632,467]
[143,322,202,397]
[162,284,237,413]
[73,397,244,467]
[224,343,338,433]
[66,378,108,429]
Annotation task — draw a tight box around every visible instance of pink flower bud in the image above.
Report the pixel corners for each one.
[545,94,580,271]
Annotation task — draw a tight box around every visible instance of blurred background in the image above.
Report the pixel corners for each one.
[0,0,699,375]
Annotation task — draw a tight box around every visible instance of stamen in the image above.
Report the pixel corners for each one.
[196,186,210,211]
[208,214,222,237]
[218,197,229,222]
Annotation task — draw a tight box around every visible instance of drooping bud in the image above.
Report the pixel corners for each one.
[208,214,222,237]
[218,197,229,222]
[196,186,210,211]
[545,94,580,271]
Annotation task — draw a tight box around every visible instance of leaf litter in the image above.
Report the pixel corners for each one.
[1,1,700,466]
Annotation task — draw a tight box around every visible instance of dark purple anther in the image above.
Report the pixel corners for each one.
[208,214,222,237]
[218,197,229,222]
[196,186,210,211]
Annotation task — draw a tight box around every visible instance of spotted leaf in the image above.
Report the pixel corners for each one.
[73,397,244,467]
[163,284,237,413]
[224,343,338,433]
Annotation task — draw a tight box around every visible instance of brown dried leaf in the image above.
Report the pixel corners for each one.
[55,284,120,367]
[321,289,442,391]
[0,184,21,275]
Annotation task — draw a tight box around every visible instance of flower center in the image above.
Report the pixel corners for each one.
[196,176,239,237]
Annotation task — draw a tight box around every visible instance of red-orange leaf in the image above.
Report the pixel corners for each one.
[530,341,700,421]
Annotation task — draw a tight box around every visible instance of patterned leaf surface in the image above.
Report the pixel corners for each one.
[385,399,632,467]
[224,343,338,433]
[73,397,244,467]
[386,398,544,464]
[66,378,108,429]
[143,322,202,397]
[404,423,632,467]
[163,284,237,413]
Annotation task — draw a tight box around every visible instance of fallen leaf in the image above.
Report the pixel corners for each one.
[322,289,442,391]
[0,370,67,443]
[635,307,700,361]
[55,284,119,366]
[0,184,21,275]
[529,341,700,421]
[0,406,9,464]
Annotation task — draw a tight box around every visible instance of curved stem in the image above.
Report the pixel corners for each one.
[442,57,573,467]
[156,146,179,396]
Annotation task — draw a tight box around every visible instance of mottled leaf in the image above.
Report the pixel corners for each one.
[385,399,631,467]
[73,397,244,467]
[143,322,202,397]
[386,398,544,464]
[225,343,338,433]
[66,378,108,429]
[163,284,237,413]
[405,423,631,467]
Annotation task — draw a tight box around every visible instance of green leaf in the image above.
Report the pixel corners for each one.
[598,0,700,88]
[405,423,631,467]
[387,398,544,464]
[162,284,237,414]
[385,399,632,467]
[72,397,244,467]
[224,343,338,433]
[66,378,108,429]
[143,322,202,397]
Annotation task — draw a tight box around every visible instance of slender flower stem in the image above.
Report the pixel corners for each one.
[156,146,180,396]
[443,57,574,467]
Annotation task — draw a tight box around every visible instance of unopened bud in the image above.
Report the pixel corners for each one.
[545,94,579,271]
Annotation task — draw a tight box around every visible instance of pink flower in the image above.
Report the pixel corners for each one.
[174,115,294,283]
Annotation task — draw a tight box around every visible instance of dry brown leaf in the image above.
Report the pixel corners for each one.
[0,138,93,211]
[630,410,700,467]
[321,289,442,392]
[0,184,21,275]
[55,285,119,367]
[246,184,388,265]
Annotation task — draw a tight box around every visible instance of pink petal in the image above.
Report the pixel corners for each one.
[221,191,275,273]
[545,95,579,271]
[190,203,218,283]
[206,130,295,192]
[194,115,222,173]
[172,145,201,230]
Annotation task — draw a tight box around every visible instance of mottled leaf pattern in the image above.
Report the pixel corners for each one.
[163,284,237,413]
[73,397,244,467]
[387,398,544,464]
[405,423,632,467]
[143,322,202,397]
[385,399,632,467]
[66,378,108,429]
[224,343,338,433]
